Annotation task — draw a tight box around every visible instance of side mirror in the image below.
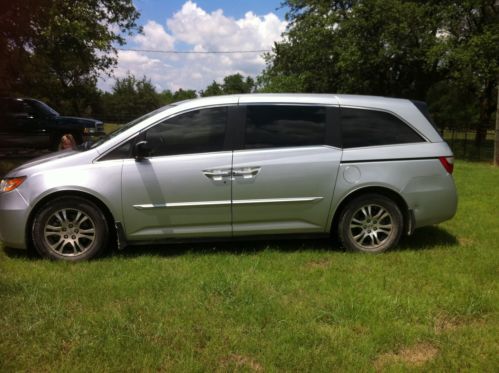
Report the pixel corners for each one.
[134,140,151,161]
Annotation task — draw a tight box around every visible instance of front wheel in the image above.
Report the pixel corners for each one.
[338,194,403,253]
[32,196,109,261]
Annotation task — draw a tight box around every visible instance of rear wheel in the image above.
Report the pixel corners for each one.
[338,193,403,253]
[32,196,109,261]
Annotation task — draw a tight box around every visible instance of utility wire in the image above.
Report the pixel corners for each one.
[117,48,271,54]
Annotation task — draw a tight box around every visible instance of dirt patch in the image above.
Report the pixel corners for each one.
[305,259,332,270]
[458,237,474,246]
[434,315,462,334]
[374,343,439,371]
[220,354,263,372]
[433,314,487,334]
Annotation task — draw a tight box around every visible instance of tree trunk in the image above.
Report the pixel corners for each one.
[475,80,495,146]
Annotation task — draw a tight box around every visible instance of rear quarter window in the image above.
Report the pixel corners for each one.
[341,108,425,148]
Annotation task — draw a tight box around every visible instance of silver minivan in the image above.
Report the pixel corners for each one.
[0,94,457,261]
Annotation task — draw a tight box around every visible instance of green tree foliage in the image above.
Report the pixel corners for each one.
[201,81,224,97]
[431,0,499,142]
[260,0,498,142]
[0,0,140,115]
[172,88,198,102]
[98,76,199,123]
[101,74,161,123]
[221,74,255,94]
[200,74,255,96]
[260,0,444,97]
[157,88,198,105]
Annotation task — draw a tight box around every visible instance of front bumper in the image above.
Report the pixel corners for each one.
[0,189,30,249]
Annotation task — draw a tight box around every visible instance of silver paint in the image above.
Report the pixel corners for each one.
[0,93,457,249]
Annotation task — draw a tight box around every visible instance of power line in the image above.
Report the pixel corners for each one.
[117,47,271,54]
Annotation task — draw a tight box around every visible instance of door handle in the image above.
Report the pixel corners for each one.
[203,169,231,181]
[232,167,261,179]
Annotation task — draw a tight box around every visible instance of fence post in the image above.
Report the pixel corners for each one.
[463,130,467,159]
[494,78,499,166]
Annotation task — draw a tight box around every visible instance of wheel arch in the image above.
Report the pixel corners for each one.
[25,190,117,251]
[330,186,413,237]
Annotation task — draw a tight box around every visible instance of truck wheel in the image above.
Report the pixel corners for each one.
[338,193,403,253]
[32,196,109,261]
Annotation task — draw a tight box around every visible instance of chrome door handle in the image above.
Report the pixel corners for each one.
[203,169,231,181]
[232,167,261,179]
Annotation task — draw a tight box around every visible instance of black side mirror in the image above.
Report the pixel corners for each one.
[134,140,151,161]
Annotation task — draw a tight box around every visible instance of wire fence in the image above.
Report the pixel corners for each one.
[441,128,495,162]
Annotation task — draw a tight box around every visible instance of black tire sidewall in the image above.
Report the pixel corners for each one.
[32,196,109,261]
[338,194,403,253]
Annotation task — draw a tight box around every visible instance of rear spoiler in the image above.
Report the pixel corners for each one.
[411,100,439,131]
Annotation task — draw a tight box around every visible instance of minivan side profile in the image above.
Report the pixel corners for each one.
[0,94,457,261]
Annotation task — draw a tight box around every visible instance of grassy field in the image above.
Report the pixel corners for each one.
[1,161,498,371]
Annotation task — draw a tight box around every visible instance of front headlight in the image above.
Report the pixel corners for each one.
[0,176,27,192]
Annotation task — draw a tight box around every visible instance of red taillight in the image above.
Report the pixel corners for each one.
[439,156,454,174]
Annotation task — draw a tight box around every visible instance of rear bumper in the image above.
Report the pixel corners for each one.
[402,173,457,228]
[0,190,29,249]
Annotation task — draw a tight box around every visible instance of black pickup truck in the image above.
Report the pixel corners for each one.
[0,97,105,150]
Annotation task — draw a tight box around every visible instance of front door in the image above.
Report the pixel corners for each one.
[121,106,233,241]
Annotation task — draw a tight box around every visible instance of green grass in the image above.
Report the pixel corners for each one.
[1,161,498,371]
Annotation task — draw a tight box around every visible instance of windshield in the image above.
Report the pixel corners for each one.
[28,99,59,116]
[88,105,173,149]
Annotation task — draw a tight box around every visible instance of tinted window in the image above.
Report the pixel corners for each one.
[5,99,26,114]
[244,105,326,149]
[99,140,133,161]
[145,107,227,157]
[341,108,424,148]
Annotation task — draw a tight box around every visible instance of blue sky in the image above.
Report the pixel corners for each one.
[98,0,288,92]
[134,0,287,24]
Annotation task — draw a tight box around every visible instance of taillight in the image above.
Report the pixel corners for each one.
[439,156,454,174]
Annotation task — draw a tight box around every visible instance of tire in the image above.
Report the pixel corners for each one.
[338,193,403,253]
[32,196,109,261]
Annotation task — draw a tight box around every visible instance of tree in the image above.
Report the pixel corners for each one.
[200,81,224,97]
[260,0,498,148]
[200,74,255,97]
[172,89,197,102]
[103,74,161,123]
[159,90,174,105]
[0,0,140,115]
[260,0,444,97]
[431,0,499,144]
[221,74,255,94]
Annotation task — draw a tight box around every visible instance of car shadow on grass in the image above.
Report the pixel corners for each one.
[114,237,338,258]
[115,226,457,258]
[398,226,458,250]
[2,226,458,260]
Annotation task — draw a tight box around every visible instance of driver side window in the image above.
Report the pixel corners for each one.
[144,106,228,157]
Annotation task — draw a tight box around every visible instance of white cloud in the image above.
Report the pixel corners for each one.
[133,20,175,50]
[99,50,172,92]
[99,1,287,92]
